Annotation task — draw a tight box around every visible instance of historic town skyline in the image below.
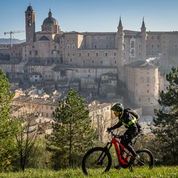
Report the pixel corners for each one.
[1,0,178,40]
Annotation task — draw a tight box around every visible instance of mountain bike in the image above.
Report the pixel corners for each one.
[82,130,154,175]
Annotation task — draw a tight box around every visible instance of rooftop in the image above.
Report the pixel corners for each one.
[125,60,157,69]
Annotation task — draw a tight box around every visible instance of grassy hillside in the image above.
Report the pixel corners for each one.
[0,167,177,178]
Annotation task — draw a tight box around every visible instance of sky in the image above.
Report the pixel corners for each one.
[1,0,178,40]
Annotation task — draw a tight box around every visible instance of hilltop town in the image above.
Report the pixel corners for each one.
[0,5,178,139]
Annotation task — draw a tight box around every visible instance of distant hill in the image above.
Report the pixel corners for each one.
[0,38,25,44]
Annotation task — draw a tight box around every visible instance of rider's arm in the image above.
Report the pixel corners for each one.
[108,121,122,131]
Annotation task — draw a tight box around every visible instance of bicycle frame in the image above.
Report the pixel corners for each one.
[105,132,133,168]
[112,137,132,167]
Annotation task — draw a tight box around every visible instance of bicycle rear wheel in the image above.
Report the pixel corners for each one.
[82,147,112,175]
[134,149,154,169]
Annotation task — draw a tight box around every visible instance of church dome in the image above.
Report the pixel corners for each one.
[42,10,60,34]
[43,10,58,26]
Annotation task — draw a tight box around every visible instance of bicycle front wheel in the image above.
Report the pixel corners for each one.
[134,149,154,169]
[82,147,112,175]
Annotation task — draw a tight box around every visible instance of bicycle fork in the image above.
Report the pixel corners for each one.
[96,143,112,165]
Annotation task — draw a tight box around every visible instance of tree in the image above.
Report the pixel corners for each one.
[47,89,96,169]
[153,67,178,165]
[15,115,38,171]
[0,70,19,171]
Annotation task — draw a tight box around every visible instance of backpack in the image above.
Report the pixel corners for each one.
[125,108,139,120]
[125,108,142,132]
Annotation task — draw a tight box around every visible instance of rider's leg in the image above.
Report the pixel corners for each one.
[124,143,137,157]
[121,126,138,157]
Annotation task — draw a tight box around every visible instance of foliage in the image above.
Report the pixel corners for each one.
[28,137,52,169]
[47,89,97,169]
[0,70,19,171]
[14,115,39,171]
[153,67,178,165]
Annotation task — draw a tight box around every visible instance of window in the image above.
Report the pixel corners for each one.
[114,52,116,56]
[35,50,38,56]
[131,49,135,56]
[88,53,90,56]
[96,53,98,56]
[79,53,81,57]
[131,41,134,48]
[105,53,108,56]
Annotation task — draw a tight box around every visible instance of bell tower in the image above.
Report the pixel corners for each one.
[117,17,125,66]
[141,17,147,60]
[116,17,125,81]
[25,5,35,43]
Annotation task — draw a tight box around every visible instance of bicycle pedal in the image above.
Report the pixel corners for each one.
[114,165,121,169]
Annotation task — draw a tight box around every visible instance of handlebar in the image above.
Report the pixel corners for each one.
[107,130,119,138]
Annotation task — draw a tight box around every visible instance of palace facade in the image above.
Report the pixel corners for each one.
[1,5,178,115]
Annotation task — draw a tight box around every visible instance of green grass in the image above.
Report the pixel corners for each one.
[0,167,178,178]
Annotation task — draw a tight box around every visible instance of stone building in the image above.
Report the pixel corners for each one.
[12,89,117,140]
[1,5,178,115]
[89,101,113,143]
[124,60,160,115]
[1,5,178,73]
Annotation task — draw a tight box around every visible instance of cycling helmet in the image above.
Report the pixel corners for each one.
[111,103,124,113]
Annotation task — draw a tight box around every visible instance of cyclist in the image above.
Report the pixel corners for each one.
[107,103,141,167]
